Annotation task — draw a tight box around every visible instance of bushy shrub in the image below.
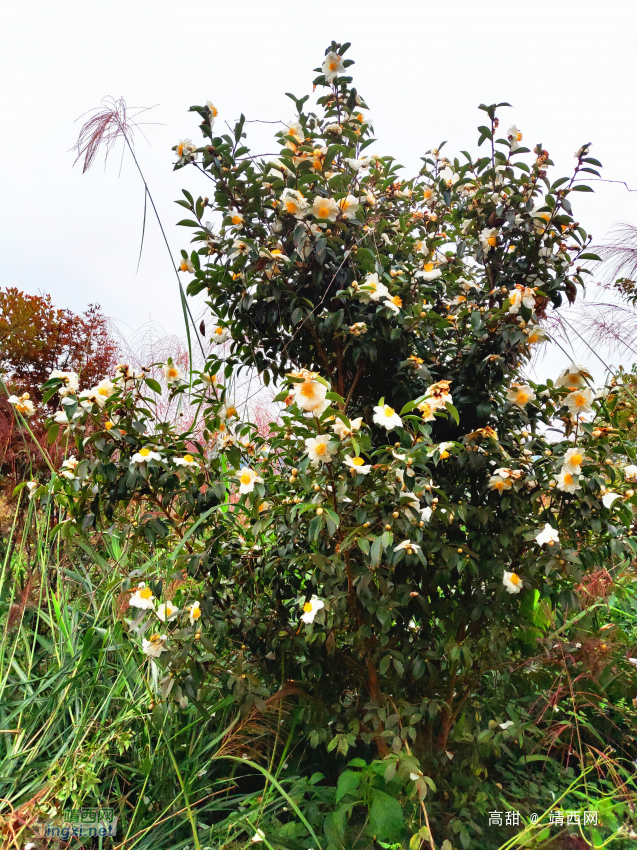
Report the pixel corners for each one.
[17,41,637,848]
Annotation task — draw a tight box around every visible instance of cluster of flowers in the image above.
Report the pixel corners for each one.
[229,353,637,619]
[170,101,585,387]
[128,582,202,658]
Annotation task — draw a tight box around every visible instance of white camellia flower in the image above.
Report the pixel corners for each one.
[284,120,305,143]
[238,467,263,494]
[508,286,536,315]
[60,456,79,480]
[113,363,141,386]
[142,633,168,657]
[80,379,116,410]
[434,442,453,459]
[332,416,362,439]
[417,399,435,421]
[565,387,594,418]
[394,540,421,554]
[219,400,238,420]
[479,227,498,253]
[8,393,36,416]
[421,380,453,411]
[536,524,559,546]
[624,464,637,483]
[280,188,309,219]
[177,256,195,273]
[229,240,249,261]
[228,209,244,228]
[201,372,221,389]
[212,326,230,344]
[93,378,116,405]
[79,388,99,410]
[49,369,79,396]
[383,295,403,315]
[174,454,199,468]
[131,448,162,464]
[322,51,345,82]
[416,262,442,281]
[556,469,581,494]
[563,447,585,475]
[373,404,403,431]
[344,455,372,475]
[602,492,621,509]
[310,196,339,222]
[187,601,202,625]
[526,325,550,345]
[176,139,197,163]
[338,194,359,220]
[345,156,374,172]
[305,434,334,466]
[420,506,433,523]
[507,125,523,151]
[157,600,180,622]
[489,474,513,494]
[439,166,459,188]
[555,363,591,390]
[506,383,536,408]
[301,596,324,624]
[163,362,182,385]
[503,571,523,594]
[358,272,390,302]
[129,582,156,610]
[291,374,329,414]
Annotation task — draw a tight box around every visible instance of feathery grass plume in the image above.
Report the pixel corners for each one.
[72,96,157,173]
[592,222,637,288]
[545,223,637,364]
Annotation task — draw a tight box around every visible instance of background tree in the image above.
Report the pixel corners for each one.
[0,287,118,396]
[0,288,118,509]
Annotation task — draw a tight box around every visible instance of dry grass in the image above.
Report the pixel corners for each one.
[72,96,158,173]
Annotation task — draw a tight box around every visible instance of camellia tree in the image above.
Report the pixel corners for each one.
[28,41,637,848]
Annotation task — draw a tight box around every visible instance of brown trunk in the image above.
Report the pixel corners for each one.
[367,655,389,757]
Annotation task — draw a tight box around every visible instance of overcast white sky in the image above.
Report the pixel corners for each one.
[2,0,636,385]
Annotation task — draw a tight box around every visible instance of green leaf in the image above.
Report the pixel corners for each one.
[445,402,460,425]
[42,386,60,404]
[47,423,60,444]
[336,769,361,802]
[144,378,162,394]
[308,515,324,543]
[369,790,404,841]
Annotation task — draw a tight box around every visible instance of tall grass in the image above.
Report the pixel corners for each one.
[0,500,321,850]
